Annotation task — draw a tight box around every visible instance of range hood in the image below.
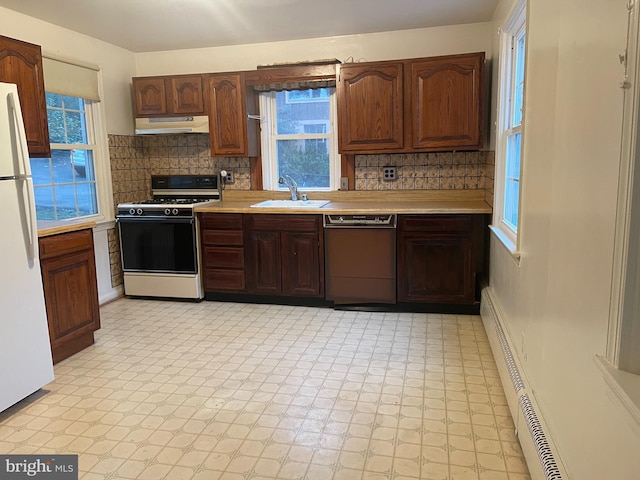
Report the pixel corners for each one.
[135,115,209,134]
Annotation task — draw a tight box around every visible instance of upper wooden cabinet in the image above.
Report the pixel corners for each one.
[337,63,404,151]
[208,73,259,157]
[337,52,485,154]
[410,53,484,150]
[0,35,51,157]
[132,74,206,117]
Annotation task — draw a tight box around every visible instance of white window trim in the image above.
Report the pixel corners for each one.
[260,89,340,192]
[605,0,640,423]
[492,0,526,259]
[90,79,114,222]
[42,77,112,224]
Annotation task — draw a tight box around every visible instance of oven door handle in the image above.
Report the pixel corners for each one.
[116,217,194,224]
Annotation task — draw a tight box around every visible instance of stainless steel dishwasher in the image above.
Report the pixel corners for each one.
[324,214,397,304]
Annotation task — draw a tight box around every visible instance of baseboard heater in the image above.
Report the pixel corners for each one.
[481,289,564,480]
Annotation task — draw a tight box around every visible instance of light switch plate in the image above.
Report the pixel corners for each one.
[382,166,397,181]
[340,177,349,190]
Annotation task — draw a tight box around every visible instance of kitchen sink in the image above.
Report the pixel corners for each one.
[250,199,331,208]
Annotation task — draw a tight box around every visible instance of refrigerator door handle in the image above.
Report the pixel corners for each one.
[19,177,37,262]
[7,91,32,178]
[7,92,38,261]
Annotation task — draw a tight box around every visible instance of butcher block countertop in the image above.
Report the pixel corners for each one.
[38,220,96,238]
[195,189,492,214]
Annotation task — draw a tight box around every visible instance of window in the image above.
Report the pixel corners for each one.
[31,93,99,220]
[260,87,340,191]
[493,0,526,251]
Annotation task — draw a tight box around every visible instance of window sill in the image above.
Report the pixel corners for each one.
[595,355,640,432]
[489,224,521,265]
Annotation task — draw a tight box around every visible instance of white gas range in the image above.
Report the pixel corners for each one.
[116,175,221,300]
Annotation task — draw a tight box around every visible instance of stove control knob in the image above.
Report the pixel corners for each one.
[136,208,143,215]
[129,208,136,215]
[164,208,172,216]
[172,208,179,216]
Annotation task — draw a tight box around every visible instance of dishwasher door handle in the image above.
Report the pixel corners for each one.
[323,214,396,228]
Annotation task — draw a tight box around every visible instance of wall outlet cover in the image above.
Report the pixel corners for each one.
[225,171,234,183]
[340,177,349,190]
[382,166,397,181]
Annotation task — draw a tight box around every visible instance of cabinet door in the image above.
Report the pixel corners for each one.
[337,63,404,152]
[209,73,248,156]
[0,35,50,157]
[40,248,100,363]
[246,231,282,294]
[411,53,484,150]
[170,75,205,114]
[282,232,321,297]
[398,234,474,304]
[133,77,168,116]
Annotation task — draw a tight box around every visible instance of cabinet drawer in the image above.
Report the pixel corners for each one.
[248,214,320,232]
[200,213,243,229]
[203,246,244,268]
[202,230,243,246]
[39,229,93,259]
[399,215,472,233]
[204,269,245,291]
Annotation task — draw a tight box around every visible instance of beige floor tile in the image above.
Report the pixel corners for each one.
[0,299,530,480]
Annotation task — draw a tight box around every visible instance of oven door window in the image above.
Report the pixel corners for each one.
[119,219,197,273]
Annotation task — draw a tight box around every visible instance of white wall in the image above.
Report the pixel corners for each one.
[135,23,493,75]
[487,0,640,478]
[0,6,136,134]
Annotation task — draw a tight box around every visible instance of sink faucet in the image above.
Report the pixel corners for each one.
[278,175,299,201]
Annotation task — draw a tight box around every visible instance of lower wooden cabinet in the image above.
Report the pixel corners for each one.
[200,213,246,293]
[245,214,324,297]
[39,229,100,363]
[397,214,487,304]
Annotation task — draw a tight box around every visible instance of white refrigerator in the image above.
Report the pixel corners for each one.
[0,82,54,413]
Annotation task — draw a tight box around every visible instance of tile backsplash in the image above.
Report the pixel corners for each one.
[109,134,251,210]
[109,134,495,205]
[106,133,495,288]
[354,151,495,193]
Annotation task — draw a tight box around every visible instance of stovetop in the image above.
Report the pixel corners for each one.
[116,174,221,218]
[134,198,216,205]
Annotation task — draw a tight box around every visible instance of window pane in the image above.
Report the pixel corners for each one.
[72,149,93,179]
[504,132,522,230]
[46,93,62,108]
[54,185,78,220]
[512,29,526,127]
[275,90,330,135]
[31,158,52,186]
[504,178,519,229]
[51,149,74,184]
[277,139,330,189]
[76,183,98,216]
[506,133,521,179]
[47,109,65,143]
[34,186,55,220]
[65,111,87,144]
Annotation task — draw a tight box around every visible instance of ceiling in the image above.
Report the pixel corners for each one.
[0,0,498,53]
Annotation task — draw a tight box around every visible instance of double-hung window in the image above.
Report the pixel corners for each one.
[494,0,527,251]
[32,93,98,220]
[260,87,340,191]
[30,56,108,221]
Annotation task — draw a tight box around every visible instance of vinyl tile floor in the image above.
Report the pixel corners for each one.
[0,299,531,480]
